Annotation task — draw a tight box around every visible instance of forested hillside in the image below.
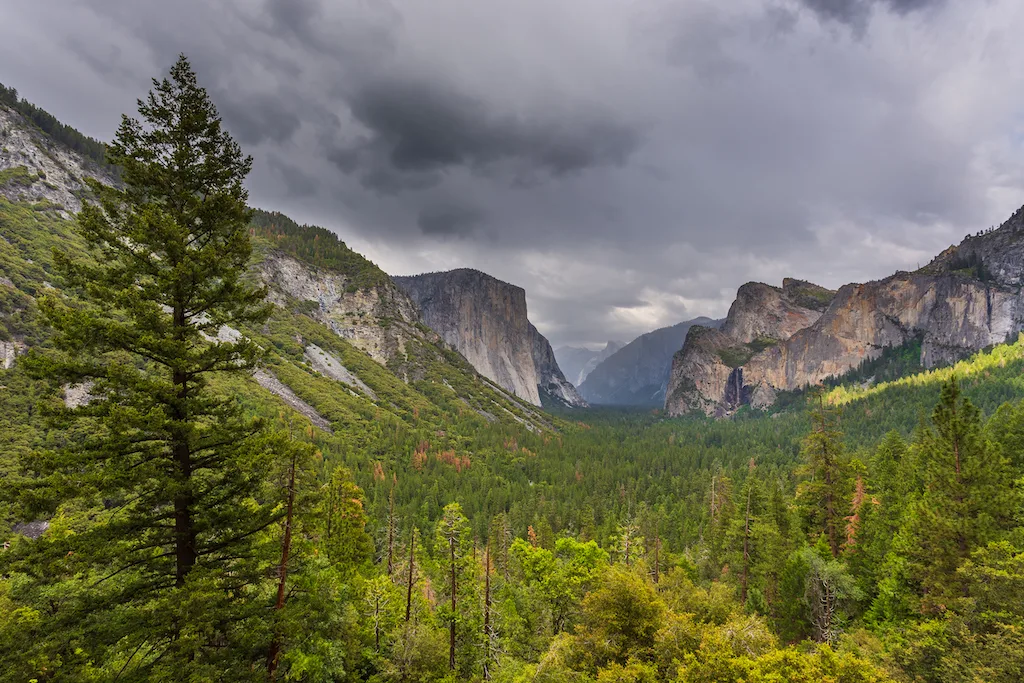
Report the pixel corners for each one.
[3,58,1024,683]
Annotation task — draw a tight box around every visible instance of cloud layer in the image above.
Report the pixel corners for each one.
[2,0,1022,347]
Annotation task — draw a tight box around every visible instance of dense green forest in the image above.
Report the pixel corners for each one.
[3,57,1024,682]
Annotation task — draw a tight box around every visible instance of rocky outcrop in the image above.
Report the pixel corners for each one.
[722,279,834,343]
[666,280,835,416]
[394,269,585,407]
[0,339,24,369]
[253,369,333,433]
[259,251,429,372]
[740,273,1017,402]
[580,317,722,406]
[667,207,1024,416]
[0,106,116,216]
[665,326,749,416]
[304,344,377,400]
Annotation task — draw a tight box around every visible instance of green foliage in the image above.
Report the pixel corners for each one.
[249,208,390,291]
[3,55,281,680]
[717,345,754,369]
[827,334,1024,407]
[900,379,1016,612]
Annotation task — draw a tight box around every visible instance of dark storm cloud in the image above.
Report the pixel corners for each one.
[264,0,321,42]
[267,155,318,198]
[800,0,945,26]
[417,204,483,237]
[338,78,640,185]
[216,90,301,145]
[1,0,1020,348]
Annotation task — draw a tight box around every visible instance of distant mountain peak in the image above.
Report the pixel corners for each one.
[578,317,722,406]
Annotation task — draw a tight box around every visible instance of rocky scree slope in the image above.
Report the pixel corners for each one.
[667,210,1024,416]
[579,317,721,406]
[394,269,586,408]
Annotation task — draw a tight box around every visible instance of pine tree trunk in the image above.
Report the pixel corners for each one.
[405,530,415,623]
[449,537,457,671]
[483,544,491,681]
[387,486,396,576]
[172,352,196,588]
[267,446,299,680]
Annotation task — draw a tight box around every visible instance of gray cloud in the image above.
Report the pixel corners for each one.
[800,0,945,27]
[267,155,318,197]
[333,78,640,192]
[216,90,301,145]
[1,0,1021,348]
[417,204,483,238]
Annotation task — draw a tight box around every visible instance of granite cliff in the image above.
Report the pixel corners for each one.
[667,209,1024,416]
[257,249,426,372]
[666,280,834,415]
[394,269,585,407]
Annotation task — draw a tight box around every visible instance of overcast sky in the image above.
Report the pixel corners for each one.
[3,0,1023,348]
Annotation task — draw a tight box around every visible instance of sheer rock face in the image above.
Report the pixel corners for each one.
[741,273,1018,399]
[722,279,833,343]
[529,322,587,407]
[394,269,585,407]
[667,206,1024,416]
[666,279,836,416]
[665,326,747,416]
[259,251,430,371]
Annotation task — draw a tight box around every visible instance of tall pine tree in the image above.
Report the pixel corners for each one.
[904,378,1013,611]
[11,55,280,678]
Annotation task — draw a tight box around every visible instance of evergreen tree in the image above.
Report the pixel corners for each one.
[8,55,279,678]
[903,378,1014,611]
[797,395,850,558]
[434,502,479,676]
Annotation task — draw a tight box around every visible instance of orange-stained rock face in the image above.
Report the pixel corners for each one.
[666,279,835,416]
[665,208,1024,418]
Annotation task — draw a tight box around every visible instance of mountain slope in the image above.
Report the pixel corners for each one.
[394,269,586,407]
[579,317,721,406]
[667,212,1024,416]
[0,95,560,473]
